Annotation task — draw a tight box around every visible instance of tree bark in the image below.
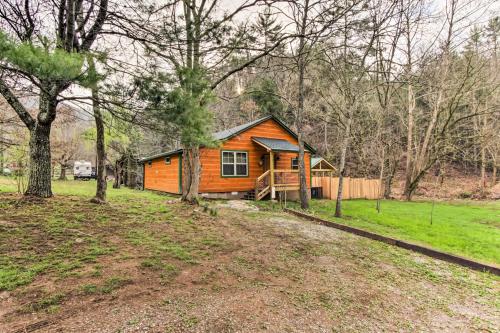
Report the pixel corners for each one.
[296,0,310,210]
[480,145,486,190]
[92,93,107,203]
[59,166,67,180]
[25,123,53,197]
[490,150,497,186]
[384,159,397,199]
[0,127,4,175]
[335,114,352,218]
[182,146,200,204]
[492,161,497,186]
[377,149,385,213]
[403,83,415,200]
[113,160,122,189]
[298,133,309,209]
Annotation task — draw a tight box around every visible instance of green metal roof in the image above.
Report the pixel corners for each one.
[138,149,182,163]
[140,115,316,162]
[311,157,322,167]
[252,137,304,152]
[311,157,336,170]
[213,116,272,140]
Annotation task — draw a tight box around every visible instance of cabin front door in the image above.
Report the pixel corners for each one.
[262,154,271,173]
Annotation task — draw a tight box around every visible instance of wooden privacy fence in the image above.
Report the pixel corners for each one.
[312,176,381,200]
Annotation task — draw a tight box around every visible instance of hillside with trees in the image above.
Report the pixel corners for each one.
[0,0,498,207]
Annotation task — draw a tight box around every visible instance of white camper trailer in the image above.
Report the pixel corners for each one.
[73,161,92,180]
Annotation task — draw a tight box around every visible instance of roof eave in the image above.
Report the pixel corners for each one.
[139,149,183,163]
[216,115,273,142]
[312,158,336,170]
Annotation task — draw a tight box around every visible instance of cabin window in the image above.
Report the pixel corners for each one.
[165,156,171,164]
[222,151,248,177]
[291,157,299,170]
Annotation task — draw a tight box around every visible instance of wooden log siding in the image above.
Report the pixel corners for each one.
[199,119,311,193]
[143,154,181,194]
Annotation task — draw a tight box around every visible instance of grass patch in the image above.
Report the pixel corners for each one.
[80,283,98,295]
[27,293,65,312]
[79,276,132,295]
[0,265,38,291]
[297,199,500,264]
[100,276,131,293]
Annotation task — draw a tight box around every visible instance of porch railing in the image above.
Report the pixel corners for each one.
[273,169,299,186]
[254,169,300,200]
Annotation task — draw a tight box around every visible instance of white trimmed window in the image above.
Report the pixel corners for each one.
[222,151,248,177]
[291,157,299,170]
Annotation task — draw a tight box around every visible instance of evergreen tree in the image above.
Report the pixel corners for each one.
[0,0,108,197]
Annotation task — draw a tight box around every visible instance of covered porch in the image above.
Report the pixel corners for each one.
[252,137,307,201]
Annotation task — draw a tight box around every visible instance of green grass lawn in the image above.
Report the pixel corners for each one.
[0,176,163,204]
[298,199,500,265]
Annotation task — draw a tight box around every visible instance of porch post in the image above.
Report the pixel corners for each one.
[270,150,275,199]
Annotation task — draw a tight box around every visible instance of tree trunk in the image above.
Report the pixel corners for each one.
[335,115,352,218]
[25,123,53,197]
[181,150,191,199]
[0,128,4,175]
[298,133,309,209]
[296,0,310,210]
[480,146,486,190]
[182,146,200,204]
[127,153,137,189]
[404,167,430,201]
[490,151,497,186]
[492,162,497,186]
[376,149,385,213]
[91,95,107,203]
[113,160,121,189]
[323,121,329,157]
[403,84,415,200]
[384,159,397,199]
[59,166,67,180]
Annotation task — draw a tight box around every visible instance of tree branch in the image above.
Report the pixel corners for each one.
[0,77,35,130]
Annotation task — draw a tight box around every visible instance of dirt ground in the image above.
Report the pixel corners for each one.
[1,193,499,333]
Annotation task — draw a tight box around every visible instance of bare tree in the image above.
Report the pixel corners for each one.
[317,0,396,216]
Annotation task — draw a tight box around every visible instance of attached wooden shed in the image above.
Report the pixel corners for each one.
[311,157,336,176]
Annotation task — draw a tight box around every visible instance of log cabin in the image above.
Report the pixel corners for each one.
[139,115,316,200]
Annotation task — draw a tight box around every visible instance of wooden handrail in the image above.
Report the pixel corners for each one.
[256,169,270,182]
[273,169,299,173]
[256,186,270,200]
